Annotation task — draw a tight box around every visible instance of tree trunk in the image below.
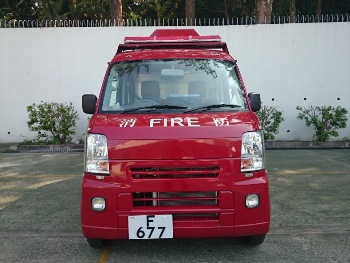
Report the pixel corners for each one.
[185,0,195,26]
[71,0,76,9]
[289,0,296,22]
[110,0,122,26]
[223,0,229,20]
[315,0,323,16]
[256,0,274,24]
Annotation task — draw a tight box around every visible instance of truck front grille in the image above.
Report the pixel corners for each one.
[130,166,220,179]
[133,191,218,207]
[172,213,218,219]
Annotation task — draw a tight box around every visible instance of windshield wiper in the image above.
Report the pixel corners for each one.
[184,104,242,113]
[121,105,187,114]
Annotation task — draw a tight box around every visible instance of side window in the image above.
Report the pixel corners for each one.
[102,67,123,111]
[108,76,118,106]
[228,70,245,107]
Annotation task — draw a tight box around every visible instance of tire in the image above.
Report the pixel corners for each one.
[86,238,109,249]
[244,234,266,246]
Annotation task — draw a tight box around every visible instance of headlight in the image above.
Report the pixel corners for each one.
[85,134,110,174]
[241,131,265,172]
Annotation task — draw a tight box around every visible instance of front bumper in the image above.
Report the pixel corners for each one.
[81,158,270,239]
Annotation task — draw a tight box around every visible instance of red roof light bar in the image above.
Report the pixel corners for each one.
[124,29,221,44]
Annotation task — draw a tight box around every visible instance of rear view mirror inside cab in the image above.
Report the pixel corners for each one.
[161,69,184,79]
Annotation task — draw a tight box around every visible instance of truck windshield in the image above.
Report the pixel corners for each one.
[100,59,247,113]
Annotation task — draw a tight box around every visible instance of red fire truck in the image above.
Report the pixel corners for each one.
[81,29,270,248]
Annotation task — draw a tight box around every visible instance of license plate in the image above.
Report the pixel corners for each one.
[128,215,173,239]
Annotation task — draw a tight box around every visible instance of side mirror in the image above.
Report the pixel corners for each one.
[248,92,261,112]
[82,94,97,114]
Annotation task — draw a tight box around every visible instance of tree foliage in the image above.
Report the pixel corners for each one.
[296,106,348,142]
[256,105,284,140]
[1,0,349,21]
[125,0,182,20]
[26,101,79,144]
[273,0,350,16]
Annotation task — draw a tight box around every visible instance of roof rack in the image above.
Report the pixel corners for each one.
[116,42,229,54]
[116,29,229,54]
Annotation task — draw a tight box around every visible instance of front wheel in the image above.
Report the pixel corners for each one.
[244,234,266,246]
[87,238,109,249]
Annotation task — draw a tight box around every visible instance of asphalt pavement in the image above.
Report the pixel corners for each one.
[0,150,349,263]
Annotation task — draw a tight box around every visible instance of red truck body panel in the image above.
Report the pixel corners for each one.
[81,29,270,243]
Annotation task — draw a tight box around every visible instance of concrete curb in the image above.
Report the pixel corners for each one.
[265,141,350,150]
[1,141,350,153]
[3,144,84,153]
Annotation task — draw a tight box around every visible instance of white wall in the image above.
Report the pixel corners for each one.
[0,23,349,143]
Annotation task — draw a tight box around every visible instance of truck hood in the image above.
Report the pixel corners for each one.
[88,112,258,159]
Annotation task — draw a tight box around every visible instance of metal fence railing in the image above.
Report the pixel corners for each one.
[0,14,349,28]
